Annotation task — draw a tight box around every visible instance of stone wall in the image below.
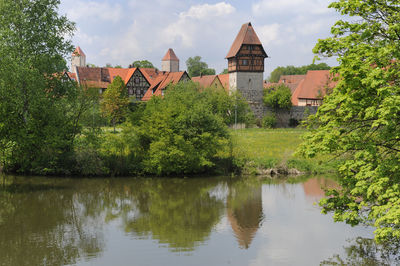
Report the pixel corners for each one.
[262,106,318,127]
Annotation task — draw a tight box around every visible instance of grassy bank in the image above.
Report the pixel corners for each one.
[230,128,338,175]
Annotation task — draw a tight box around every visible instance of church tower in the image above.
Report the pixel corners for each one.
[161,48,179,72]
[71,46,86,74]
[226,23,268,117]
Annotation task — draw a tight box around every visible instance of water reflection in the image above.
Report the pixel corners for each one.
[0,178,105,266]
[0,175,386,266]
[227,180,263,249]
[321,237,400,265]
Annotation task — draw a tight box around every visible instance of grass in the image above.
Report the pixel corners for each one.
[230,128,338,174]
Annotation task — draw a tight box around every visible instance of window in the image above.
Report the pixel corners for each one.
[242,59,248,66]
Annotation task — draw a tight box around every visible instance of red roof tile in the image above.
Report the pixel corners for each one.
[296,70,336,99]
[192,75,217,88]
[142,71,188,101]
[278,74,306,94]
[217,74,229,90]
[72,46,85,57]
[162,48,179,61]
[226,22,266,59]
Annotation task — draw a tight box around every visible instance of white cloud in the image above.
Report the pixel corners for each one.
[65,1,123,23]
[252,0,332,16]
[257,24,281,46]
[162,2,236,47]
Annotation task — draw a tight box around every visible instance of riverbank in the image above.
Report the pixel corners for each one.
[231,128,338,175]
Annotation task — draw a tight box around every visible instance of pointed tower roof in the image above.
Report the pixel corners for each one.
[162,48,179,61]
[226,22,267,59]
[72,46,86,57]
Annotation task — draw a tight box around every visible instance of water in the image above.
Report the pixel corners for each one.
[0,175,397,266]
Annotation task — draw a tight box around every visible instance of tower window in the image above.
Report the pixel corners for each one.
[242,59,249,66]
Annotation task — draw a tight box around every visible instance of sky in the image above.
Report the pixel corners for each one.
[59,0,340,78]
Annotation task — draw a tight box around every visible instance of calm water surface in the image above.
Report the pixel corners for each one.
[0,175,397,266]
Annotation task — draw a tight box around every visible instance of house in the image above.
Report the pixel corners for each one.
[291,70,336,106]
[67,47,189,101]
[264,70,336,106]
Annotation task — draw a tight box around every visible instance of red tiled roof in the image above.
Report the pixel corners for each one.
[192,75,217,88]
[162,48,179,61]
[217,74,229,91]
[72,46,85,57]
[226,22,266,59]
[296,70,336,99]
[142,72,169,101]
[76,67,155,92]
[142,71,187,101]
[66,72,77,81]
[278,74,306,94]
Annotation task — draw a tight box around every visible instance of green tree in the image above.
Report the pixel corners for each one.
[263,84,292,111]
[131,60,156,69]
[100,76,129,132]
[132,81,230,175]
[299,0,400,243]
[220,68,229,74]
[186,56,216,77]
[269,63,331,82]
[0,0,83,174]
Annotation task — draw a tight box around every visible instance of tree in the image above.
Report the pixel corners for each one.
[263,84,292,111]
[186,56,216,77]
[100,76,129,132]
[0,0,82,174]
[132,81,230,175]
[131,60,156,69]
[269,63,331,82]
[299,0,400,243]
[220,68,229,74]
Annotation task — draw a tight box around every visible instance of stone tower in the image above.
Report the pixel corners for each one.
[161,48,179,72]
[71,46,86,74]
[226,22,268,117]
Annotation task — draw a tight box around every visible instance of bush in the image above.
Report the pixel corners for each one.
[262,114,277,128]
[132,82,231,176]
[289,118,299,127]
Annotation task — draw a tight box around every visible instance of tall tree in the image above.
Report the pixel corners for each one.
[0,0,80,174]
[186,56,216,77]
[131,60,156,69]
[299,0,400,243]
[269,63,331,82]
[100,76,129,132]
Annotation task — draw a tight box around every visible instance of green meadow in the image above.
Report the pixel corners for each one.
[230,128,338,174]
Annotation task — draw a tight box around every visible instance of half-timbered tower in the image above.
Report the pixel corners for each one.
[226,22,268,116]
[161,48,179,72]
[71,46,86,74]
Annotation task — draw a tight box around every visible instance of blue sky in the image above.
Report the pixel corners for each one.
[59,0,340,78]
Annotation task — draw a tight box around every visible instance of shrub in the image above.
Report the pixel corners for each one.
[262,114,277,128]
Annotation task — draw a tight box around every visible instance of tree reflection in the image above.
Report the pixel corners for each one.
[321,237,400,265]
[227,179,264,249]
[120,178,225,252]
[0,177,105,266]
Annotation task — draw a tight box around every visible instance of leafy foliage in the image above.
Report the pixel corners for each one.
[131,81,230,175]
[186,56,216,77]
[299,0,400,243]
[263,84,292,110]
[269,63,331,82]
[131,60,156,69]
[100,76,130,131]
[262,114,277,128]
[0,0,81,174]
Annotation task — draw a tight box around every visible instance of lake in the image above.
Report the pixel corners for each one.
[0,175,395,266]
